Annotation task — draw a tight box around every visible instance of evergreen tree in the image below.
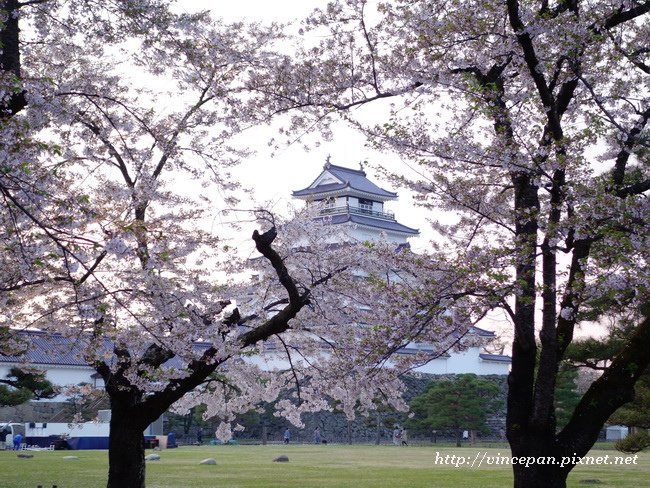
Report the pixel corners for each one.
[408,374,502,447]
[554,365,580,431]
[0,367,57,407]
[566,315,650,431]
[609,372,650,430]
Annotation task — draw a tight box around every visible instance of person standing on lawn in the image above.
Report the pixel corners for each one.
[13,433,22,450]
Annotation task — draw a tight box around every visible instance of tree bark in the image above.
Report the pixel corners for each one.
[506,172,540,453]
[107,396,148,488]
[0,0,27,118]
[512,463,570,488]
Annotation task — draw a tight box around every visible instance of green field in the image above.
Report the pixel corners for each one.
[0,445,647,488]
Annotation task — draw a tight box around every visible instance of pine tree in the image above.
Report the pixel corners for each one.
[408,374,502,447]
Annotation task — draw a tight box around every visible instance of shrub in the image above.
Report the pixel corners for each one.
[615,431,650,453]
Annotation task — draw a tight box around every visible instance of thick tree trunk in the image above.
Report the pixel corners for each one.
[509,309,650,488]
[512,463,569,488]
[0,0,28,117]
[107,404,148,488]
[509,432,571,488]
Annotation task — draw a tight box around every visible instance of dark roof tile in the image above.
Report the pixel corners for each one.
[293,163,398,199]
[0,331,214,369]
[317,213,419,235]
[479,353,512,363]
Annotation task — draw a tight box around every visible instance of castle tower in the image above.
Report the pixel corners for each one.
[292,162,419,245]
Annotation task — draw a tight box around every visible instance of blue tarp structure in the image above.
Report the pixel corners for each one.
[67,437,109,450]
[25,434,168,450]
[167,432,177,448]
[26,436,108,449]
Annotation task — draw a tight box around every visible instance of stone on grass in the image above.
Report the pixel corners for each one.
[17,453,34,458]
[273,455,289,462]
[200,458,217,465]
[145,453,160,461]
[63,455,79,460]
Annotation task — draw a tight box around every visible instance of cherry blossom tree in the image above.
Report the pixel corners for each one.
[1,2,468,487]
[251,1,650,487]
[1,0,93,306]
[0,1,325,486]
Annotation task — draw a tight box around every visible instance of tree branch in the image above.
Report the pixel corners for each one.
[557,303,650,457]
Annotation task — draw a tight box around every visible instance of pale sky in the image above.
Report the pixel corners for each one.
[173,2,610,343]
[176,0,431,251]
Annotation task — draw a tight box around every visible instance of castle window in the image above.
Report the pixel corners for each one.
[358,198,373,213]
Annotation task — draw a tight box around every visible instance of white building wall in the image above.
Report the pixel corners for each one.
[244,352,297,371]
[342,223,410,245]
[24,421,110,438]
[333,196,347,206]
[387,347,509,376]
[606,425,629,440]
[245,346,509,376]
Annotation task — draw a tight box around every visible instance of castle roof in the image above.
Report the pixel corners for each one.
[317,213,419,236]
[293,163,398,201]
[470,326,497,338]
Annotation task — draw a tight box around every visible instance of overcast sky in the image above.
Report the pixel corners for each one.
[176,2,614,343]
[172,2,546,340]
[173,1,430,250]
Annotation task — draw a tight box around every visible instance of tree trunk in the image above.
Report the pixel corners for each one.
[512,462,570,488]
[107,406,147,488]
[508,430,570,488]
[375,415,381,445]
[0,0,28,118]
[455,428,461,448]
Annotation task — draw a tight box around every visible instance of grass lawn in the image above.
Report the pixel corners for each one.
[0,445,646,488]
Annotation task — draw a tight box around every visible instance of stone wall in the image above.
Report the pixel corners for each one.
[0,401,70,424]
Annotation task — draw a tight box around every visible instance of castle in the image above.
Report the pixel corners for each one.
[290,161,510,376]
[0,162,509,427]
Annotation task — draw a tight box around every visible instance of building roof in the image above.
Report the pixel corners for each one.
[469,326,496,338]
[0,331,104,367]
[293,163,398,200]
[479,353,512,363]
[318,213,419,236]
[0,330,213,369]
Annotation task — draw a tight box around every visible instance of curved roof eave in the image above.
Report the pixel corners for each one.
[293,185,398,202]
[347,214,419,235]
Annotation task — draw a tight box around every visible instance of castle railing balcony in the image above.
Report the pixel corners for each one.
[319,204,395,220]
